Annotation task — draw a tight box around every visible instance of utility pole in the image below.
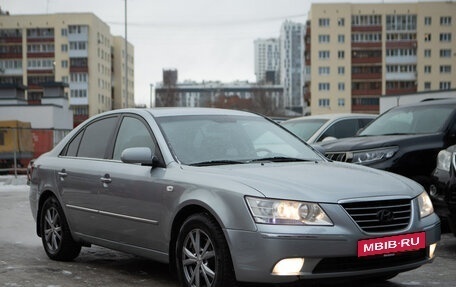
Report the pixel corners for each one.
[125,0,128,108]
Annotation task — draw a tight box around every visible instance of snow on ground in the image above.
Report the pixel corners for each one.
[0,175,29,192]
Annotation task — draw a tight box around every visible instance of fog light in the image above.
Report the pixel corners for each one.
[429,243,437,258]
[272,258,304,275]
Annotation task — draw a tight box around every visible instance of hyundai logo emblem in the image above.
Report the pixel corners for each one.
[377,209,394,223]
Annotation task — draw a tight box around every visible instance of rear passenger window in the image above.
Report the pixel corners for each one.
[75,116,118,158]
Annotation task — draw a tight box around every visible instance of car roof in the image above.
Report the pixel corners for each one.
[106,107,262,118]
[394,98,456,109]
[283,113,376,123]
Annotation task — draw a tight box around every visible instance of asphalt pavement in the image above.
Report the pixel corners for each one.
[1,177,455,287]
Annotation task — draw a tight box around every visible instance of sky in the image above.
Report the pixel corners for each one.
[1,0,442,106]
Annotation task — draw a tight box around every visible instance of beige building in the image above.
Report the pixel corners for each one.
[0,12,134,126]
[307,1,456,115]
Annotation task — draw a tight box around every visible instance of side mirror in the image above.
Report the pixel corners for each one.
[321,136,337,143]
[121,147,155,165]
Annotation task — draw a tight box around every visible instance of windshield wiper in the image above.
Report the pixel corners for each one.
[189,160,246,166]
[249,157,313,163]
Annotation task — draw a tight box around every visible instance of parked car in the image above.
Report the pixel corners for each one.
[321,99,456,194]
[431,145,456,236]
[29,108,440,286]
[281,113,376,144]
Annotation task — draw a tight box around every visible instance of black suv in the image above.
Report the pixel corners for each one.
[431,145,456,236]
[321,99,456,198]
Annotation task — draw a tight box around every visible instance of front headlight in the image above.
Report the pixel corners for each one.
[417,191,434,218]
[436,149,453,172]
[351,146,398,165]
[245,197,333,225]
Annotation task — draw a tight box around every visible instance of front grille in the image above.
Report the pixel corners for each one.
[325,152,352,162]
[341,199,411,233]
[450,188,456,203]
[313,249,426,274]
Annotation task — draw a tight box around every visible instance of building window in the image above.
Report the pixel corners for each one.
[440,49,452,58]
[61,60,68,68]
[338,34,345,43]
[61,44,68,52]
[424,33,431,42]
[424,49,431,57]
[61,76,68,83]
[440,65,452,73]
[318,34,330,43]
[318,98,330,107]
[440,33,452,42]
[338,18,345,27]
[338,50,345,59]
[352,15,382,26]
[424,66,431,74]
[440,16,452,26]
[424,82,431,90]
[440,82,451,90]
[338,98,345,107]
[319,18,330,27]
[318,83,330,91]
[338,66,345,75]
[424,17,432,26]
[61,28,68,36]
[338,83,345,91]
[319,50,330,59]
[386,14,417,31]
[318,66,330,75]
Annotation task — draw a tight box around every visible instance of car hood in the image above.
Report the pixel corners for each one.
[319,133,443,152]
[184,161,421,203]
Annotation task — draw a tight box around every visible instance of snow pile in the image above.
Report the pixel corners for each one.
[0,175,28,192]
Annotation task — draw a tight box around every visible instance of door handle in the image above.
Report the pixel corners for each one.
[100,174,112,185]
[58,169,67,181]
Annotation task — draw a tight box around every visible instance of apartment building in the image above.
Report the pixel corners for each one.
[0,12,134,126]
[254,38,280,84]
[308,2,456,115]
[280,20,305,114]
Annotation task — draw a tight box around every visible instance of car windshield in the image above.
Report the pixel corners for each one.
[359,105,455,136]
[156,115,323,165]
[281,119,328,141]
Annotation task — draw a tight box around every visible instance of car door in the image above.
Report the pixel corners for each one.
[57,115,119,237]
[94,115,168,252]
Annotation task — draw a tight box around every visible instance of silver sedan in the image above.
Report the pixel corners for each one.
[29,108,440,287]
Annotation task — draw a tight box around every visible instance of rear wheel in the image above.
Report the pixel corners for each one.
[40,196,81,261]
[176,213,236,287]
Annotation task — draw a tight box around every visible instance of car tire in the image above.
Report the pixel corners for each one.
[40,196,81,261]
[176,213,236,287]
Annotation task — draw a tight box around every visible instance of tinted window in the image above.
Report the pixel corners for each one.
[113,116,155,161]
[281,119,328,141]
[65,131,83,157]
[360,105,455,136]
[77,116,118,158]
[319,119,359,141]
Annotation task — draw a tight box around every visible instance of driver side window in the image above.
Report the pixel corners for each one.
[112,116,155,161]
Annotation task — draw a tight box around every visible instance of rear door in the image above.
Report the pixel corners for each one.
[57,115,119,236]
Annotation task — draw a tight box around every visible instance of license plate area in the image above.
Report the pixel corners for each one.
[358,232,425,257]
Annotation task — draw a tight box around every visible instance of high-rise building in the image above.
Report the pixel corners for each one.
[254,38,280,84]
[280,20,305,114]
[0,12,134,126]
[308,2,456,115]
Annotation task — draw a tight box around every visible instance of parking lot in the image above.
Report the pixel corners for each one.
[1,179,456,287]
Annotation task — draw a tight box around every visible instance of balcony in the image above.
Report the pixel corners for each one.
[352,57,382,64]
[351,26,382,32]
[27,52,55,58]
[352,104,379,113]
[70,66,89,73]
[352,73,382,80]
[352,89,382,96]
[385,72,416,81]
[386,41,417,49]
[351,42,382,49]
[386,87,417,95]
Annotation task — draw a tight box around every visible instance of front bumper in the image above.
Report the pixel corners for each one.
[225,214,440,283]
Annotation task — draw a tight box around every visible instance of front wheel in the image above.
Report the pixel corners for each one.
[176,213,236,287]
[40,196,81,261]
